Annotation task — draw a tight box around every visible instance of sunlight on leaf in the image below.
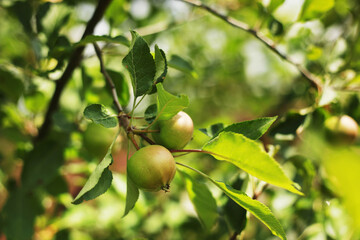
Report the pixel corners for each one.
[203,132,303,195]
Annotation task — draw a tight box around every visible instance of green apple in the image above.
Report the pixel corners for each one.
[325,115,359,144]
[151,111,194,149]
[83,123,116,158]
[127,145,176,192]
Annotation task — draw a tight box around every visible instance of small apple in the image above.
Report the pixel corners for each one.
[151,111,194,149]
[83,123,116,158]
[127,145,176,192]
[325,115,359,144]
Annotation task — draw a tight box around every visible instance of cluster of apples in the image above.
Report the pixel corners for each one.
[127,112,194,192]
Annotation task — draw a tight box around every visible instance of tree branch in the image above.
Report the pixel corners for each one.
[178,0,323,92]
[138,133,156,145]
[37,0,113,140]
[93,43,123,113]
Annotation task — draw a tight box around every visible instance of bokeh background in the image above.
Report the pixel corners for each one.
[1,0,360,239]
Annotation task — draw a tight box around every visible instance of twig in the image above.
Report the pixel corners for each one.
[132,129,159,134]
[252,183,269,200]
[138,133,156,145]
[37,0,113,140]
[128,133,140,150]
[178,0,323,92]
[229,232,239,240]
[93,43,123,113]
[92,44,130,130]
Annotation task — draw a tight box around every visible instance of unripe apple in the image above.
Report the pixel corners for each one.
[127,145,176,192]
[324,115,359,144]
[83,123,116,158]
[151,111,194,149]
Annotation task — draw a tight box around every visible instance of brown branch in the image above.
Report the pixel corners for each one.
[93,43,123,113]
[229,232,239,240]
[128,133,140,150]
[178,0,323,92]
[138,133,156,145]
[37,0,113,140]
[132,129,160,134]
[252,183,269,200]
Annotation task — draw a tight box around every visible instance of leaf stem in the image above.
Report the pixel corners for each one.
[175,161,209,179]
[133,94,146,110]
[170,149,212,154]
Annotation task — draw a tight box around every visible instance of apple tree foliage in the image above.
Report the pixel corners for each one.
[1,0,360,240]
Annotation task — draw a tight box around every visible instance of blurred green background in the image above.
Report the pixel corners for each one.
[1,0,360,239]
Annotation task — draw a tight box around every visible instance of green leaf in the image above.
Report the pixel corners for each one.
[123,175,139,217]
[83,104,118,128]
[176,164,287,240]
[179,170,218,230]
[203,132,303,195]
[168,54,197,78]
[72,132,119,204]
[300,0,335,20]
[270,112,306,140]
[212,181,287,240]
[144,104,157,124]
[1,187,42,240]
[268,18,284,36]
[216,117,278,140]
[0,65,24,102]
[156,83,189,121]
[223,177,247,233]
[75,35,130,47]
[148,45,168,94]
[122,31,156,97]
[154,45,167,84]
[72,167,113,204]
[199,123,224,138]
[268,0,285,12]
[106,69,130,106]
